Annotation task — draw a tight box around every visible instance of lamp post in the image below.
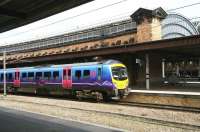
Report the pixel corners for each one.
[1,48,33,96]
[3,51,6,96]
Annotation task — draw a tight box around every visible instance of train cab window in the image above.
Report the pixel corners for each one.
[98,68,101,80]
[22,73,27,80]
[112,67,128,81]
[75,70,82,80]
[53,71,59,80]
[44,72,51,81]
[83,70,90,79]
[28,72,34,80]
[36,72,42,80]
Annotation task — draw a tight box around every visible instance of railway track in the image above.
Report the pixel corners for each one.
[1,95,200,131]
[4,92,200,113]
[111,101,200,113]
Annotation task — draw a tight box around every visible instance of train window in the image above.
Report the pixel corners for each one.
[6,73,8,80]
[63,69,71,80]
[22,73,27,79]
[44,72,51,81]
[28,72,34,80]
[75,70,81,80]
[15,72,20,80]
[0,74,3,81]
[98,68,101,80]
[53,71,59,80]
[83,70,90,78]
[63,70,67,80]
[6,73,9,81]
[8,73,13,81]
[65,69,71,80]
[36,72,42,80]
[68,70,71,77]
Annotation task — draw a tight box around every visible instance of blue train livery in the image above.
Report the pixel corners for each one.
[0,60,129,100]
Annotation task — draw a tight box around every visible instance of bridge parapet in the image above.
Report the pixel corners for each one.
[0,20,136,54]
[2,32,136,64]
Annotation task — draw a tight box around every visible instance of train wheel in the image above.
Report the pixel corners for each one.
[118,90,125,99]
[96,92,103,102]
[102,92,110,102]
[10,87,18,95]
[76,91,83,101]
[13,88,18,95]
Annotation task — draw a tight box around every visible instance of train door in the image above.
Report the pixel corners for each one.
[62,67,72,89]
[97,66,102,81]
[14,69,20,87]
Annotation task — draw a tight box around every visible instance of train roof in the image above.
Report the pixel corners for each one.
[0,60,122,72]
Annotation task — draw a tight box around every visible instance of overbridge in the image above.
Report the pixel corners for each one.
[5,34,200,64]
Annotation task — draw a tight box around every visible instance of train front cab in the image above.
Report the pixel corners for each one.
[110,63,129,98]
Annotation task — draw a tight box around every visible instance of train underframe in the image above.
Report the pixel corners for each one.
[0,84,127,101]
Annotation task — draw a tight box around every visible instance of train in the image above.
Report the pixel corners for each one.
[0,60,129,101]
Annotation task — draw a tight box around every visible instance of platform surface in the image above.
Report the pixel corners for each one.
[130,89,200,96]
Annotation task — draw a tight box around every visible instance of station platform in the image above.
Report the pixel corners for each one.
[130,89,200,96]
[122,88,200,108]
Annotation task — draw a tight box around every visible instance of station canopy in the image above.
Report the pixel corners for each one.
[0,0,93,33]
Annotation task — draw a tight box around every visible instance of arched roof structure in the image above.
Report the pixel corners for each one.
[161,13,199,39]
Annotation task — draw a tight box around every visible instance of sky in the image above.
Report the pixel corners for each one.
[0,0,199,46]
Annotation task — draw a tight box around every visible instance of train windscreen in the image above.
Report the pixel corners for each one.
[112,66,128,81]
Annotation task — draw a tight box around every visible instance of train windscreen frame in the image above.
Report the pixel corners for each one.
[112,66,128,81]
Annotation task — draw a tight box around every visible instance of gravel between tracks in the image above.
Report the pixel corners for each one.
[0,95,200,132]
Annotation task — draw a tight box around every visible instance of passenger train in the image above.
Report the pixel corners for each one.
[0,60,129,101]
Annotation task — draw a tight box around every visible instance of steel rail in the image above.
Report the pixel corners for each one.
[111,101,200,113]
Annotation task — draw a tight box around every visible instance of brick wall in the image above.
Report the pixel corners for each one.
[136,17,162,43]
[136,18,152,43]
[151,18,162,41]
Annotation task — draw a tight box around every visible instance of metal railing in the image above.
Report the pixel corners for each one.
[0,19,136,53]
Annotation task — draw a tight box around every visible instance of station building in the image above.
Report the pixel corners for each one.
[0,7,200,92]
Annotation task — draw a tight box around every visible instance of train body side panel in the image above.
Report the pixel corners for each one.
[101,65,115,90]
[18,67,63,93]
[71,64,114,93]
[71,65,97,90]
